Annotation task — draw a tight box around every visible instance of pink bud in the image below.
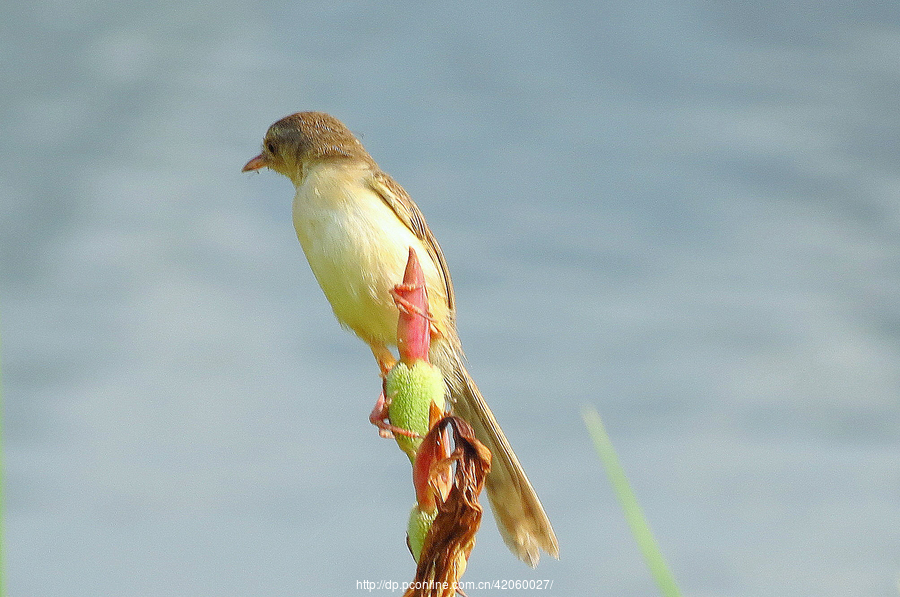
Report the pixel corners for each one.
[395,247,430,365]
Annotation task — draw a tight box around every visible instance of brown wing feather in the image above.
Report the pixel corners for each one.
[367,170,455,311]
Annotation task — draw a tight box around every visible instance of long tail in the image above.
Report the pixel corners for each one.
[431,339,559,567]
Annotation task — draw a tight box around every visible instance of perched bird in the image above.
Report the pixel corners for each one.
[243,112,558,566]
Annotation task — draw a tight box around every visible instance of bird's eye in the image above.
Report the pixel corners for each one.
[266,141,276,154]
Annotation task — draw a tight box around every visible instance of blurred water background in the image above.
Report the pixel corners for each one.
[3,1,900,595]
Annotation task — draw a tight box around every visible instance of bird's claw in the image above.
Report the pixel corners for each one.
[369,391,421,439]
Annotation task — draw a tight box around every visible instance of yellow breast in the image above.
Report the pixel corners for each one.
[291,164,449,347]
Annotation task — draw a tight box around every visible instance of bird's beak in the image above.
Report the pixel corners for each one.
[242,154,268,172]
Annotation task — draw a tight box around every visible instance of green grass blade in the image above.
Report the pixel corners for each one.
[0,317,5,597]
[582,406,681,597]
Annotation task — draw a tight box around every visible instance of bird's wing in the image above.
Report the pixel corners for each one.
[368,170,455,311]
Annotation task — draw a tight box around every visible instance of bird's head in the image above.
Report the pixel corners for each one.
[242,111,372,183]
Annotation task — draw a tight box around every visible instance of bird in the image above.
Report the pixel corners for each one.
[242,111,558,566]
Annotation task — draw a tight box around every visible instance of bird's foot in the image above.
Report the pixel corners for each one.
[390,283,434,322]
[369,391,421,439]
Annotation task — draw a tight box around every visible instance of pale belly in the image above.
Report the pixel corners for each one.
[291,169,448,347]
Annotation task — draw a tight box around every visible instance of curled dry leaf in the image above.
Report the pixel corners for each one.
[405,416,492,597]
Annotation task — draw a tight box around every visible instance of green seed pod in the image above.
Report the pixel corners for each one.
[406,503,438,562]
[385,360,446,460]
